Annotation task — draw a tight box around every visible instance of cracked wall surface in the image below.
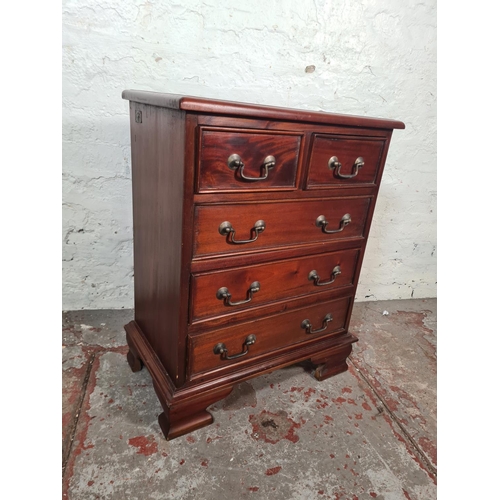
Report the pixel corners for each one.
[62,0,436,309]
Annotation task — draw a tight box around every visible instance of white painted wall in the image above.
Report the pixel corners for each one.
[62,0,436,309]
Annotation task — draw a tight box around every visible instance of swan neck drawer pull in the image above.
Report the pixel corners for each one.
[315,214,351,234]
[301,314,333,334]
[328,156,364,179]
[219,220,266,244]
[216,281,261,306]
[308,266,341,286]
[227,153,276,182]
[213,334,257,360]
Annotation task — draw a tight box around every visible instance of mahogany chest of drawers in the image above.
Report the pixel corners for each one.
[122,90,404,440]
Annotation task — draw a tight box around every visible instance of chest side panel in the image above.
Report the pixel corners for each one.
[129,102,187,382]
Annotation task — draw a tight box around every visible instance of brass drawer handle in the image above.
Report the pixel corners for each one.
[316,214,351,234]
[308,266,341,287]
[216,281,261,306]
[301,314,333,334]
[213,334,256,360]
[227,153,276,182]
[328,156,364,179]
[219,220,266,244]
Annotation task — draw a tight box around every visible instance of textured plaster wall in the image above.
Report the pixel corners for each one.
[62,0,436,309]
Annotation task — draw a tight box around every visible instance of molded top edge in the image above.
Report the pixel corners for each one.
[122,90,405,130]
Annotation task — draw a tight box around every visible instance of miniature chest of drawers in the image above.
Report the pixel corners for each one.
[122,90,404,440]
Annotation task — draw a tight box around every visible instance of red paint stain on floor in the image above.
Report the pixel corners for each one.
[349,363,437,484]
[128,435,158,456]
[362,402,372,411]
[342,387,352,394]
[179,459,185,465]
[186,435,195,443]
[304,387,316,401]
[249,410,301,444]
[201,460,208,467]
[248,487,259,492]
[418,436,437,466]
[402,489,412,499]
[62,353,101,500]
[206,436,222,443]
[62,351,93,451]
[388,385,426,424]
[381,415,437,484]
[370,493,377,498]
[265,466,282,476]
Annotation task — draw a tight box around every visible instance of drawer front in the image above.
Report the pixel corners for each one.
[190,248,360,323]
[193,197,371,258]
[188,296,351,376]
[307,135,385,188]
[197,128,302,192]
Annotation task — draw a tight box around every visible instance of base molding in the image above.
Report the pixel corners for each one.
[125,320,357,440]
[308,344,352,381]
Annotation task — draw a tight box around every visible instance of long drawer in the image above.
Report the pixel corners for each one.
[188,295,352,376]
[190,248,360,323]
[193,197,371,258]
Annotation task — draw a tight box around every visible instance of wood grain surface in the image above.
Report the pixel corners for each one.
[188,296,352,376]
[122,90,404,439]
[198,128,302,192]
[193,197,371,258]
[190,248,360,323]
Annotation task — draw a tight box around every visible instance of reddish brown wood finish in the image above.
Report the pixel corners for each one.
[128,103,186,382]
[122,90,405,130]
[309,344,353,381]
[198,128,302,192]
[125,319,358,439]
[193,197,371,258]
[156,385,234,440]
[122,90,404,440]
[190,248,359,323]
[188,296,351,376]
[188,285,354,334]
[126,339,143,373]
[307,135,386,188]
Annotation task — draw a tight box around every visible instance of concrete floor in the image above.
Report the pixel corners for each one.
[62,298,436,500]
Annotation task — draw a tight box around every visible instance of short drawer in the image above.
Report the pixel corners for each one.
[190,248,360,323]
[307,134,385,188]
[188,296,351,376]
[193,197,371,258]
[197,127,302,192]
